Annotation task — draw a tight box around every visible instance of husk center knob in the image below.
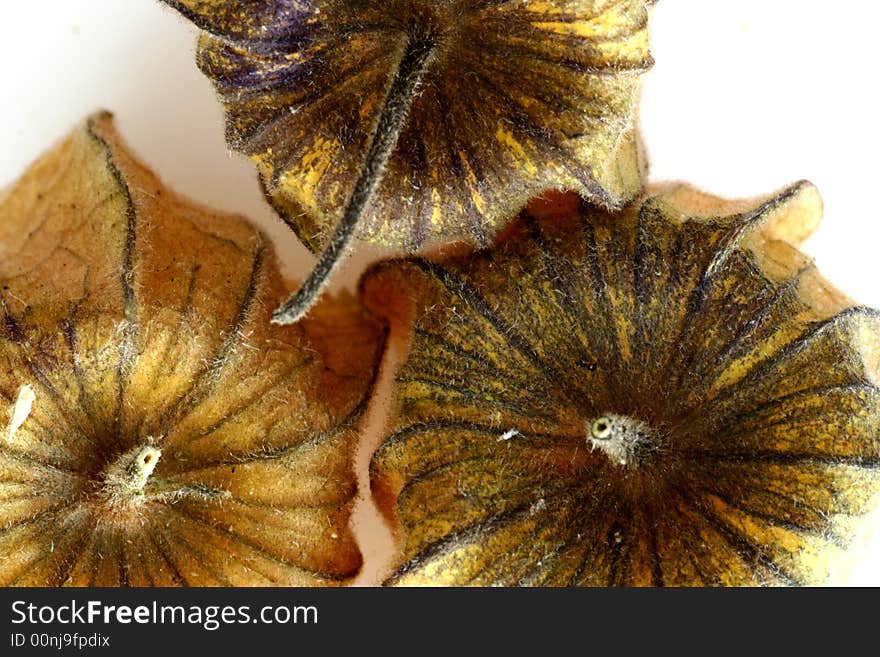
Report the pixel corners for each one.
[588,414,656,467]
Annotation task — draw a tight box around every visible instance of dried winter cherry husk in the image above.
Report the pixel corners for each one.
[0,113,384,586]
[362,185,880,586]
[162,0,653,322]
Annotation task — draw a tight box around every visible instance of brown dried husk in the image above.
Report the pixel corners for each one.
[162,0,653,251]
[0,113,385,586]
[362,184,880,586]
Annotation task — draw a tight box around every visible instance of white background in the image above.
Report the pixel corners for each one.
[2,1,879,585]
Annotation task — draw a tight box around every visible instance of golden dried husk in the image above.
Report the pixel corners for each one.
[0,113,385,586]
[362,184,880,586]
[161,0,653,251]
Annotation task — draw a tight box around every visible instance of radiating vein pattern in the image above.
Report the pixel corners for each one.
[0,114,384,586]
[162,0,653,250]
[363,185,880,586]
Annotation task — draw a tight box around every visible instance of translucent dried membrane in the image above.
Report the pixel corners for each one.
[362,184,880,586]
[0,113,385,586]
[163,0,653,251]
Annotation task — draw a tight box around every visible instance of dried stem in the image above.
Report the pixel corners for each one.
[272,33,437,325]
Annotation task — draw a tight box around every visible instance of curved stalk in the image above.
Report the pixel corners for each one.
[272,34,437,325]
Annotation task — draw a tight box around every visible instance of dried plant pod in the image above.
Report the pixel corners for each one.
[0,113,385,586]
[362,184,880,586]
[162,0,653,322]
